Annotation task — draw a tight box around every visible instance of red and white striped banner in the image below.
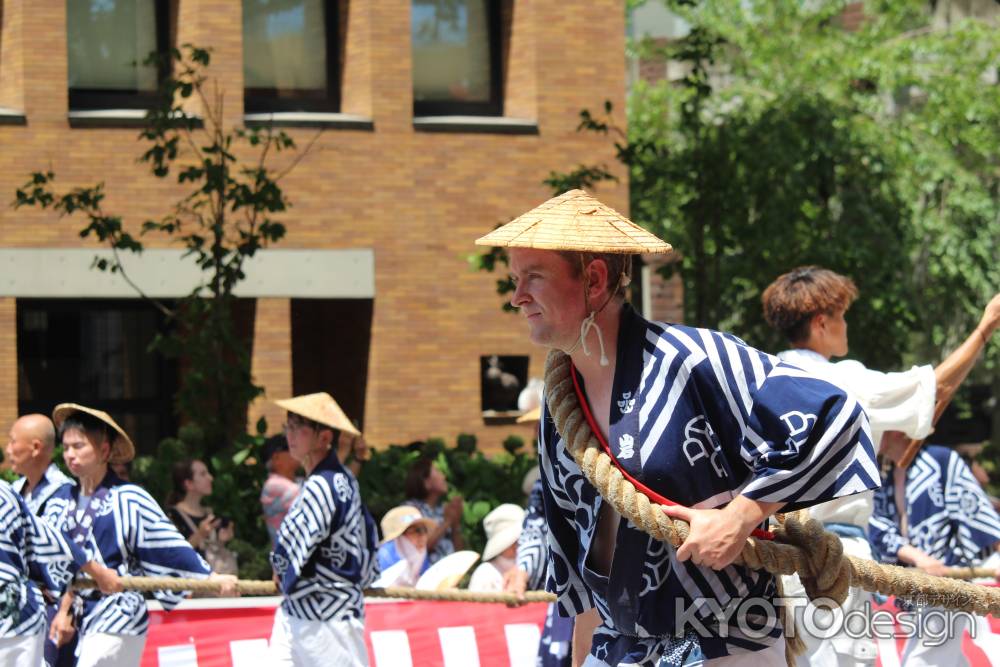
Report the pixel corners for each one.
[142,594,1000,666]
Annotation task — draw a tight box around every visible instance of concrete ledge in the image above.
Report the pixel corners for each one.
[243,112,374,131]
[0,248,375,299]
[68,109,204,129]
[0,107,27,126]
[413,116,539,135]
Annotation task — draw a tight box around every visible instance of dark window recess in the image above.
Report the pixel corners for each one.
[412,0,502,116]
[16,299,179,453]
[291,299,373,430]
[243,0,340,113]
[480,355,527,415]
[67,0,173,110]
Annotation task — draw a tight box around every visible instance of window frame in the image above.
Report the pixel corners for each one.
[67,0,173,111]
[242,0,341,114]
[412,0,503,118]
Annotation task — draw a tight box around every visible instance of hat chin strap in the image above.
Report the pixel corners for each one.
[564,310,609,367]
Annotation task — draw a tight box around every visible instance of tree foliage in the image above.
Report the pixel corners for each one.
[547,0,1000,372]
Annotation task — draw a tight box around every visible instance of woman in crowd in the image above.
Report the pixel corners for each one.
[375,505,436,587]
[44,404,237,667]
[166,459,237,573]
[468,504,524,592]
[260,435,301,547]
[403,458,464,564]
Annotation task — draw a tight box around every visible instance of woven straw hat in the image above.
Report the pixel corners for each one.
[380,505,438,545]
[274,392,361,436]
[475,189,672,254]
[52,403,136,464]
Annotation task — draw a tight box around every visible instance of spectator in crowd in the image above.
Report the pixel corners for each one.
[45,404,236,667]
[260,434,301,547]
[166,459,238,575]
[376,505,436,587]
[403,458,464,564]
[468,504,524,592]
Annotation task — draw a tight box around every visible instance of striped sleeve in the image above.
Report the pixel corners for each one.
[272,475,335,593]
[516,478,548,590]
[118,486,211,610]
[739,363,880,512]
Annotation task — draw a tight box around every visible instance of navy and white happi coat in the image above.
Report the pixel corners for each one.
[0,481,84,638]
[271,448,379,622]
[12,464,75,517]
[42,472,211,636]
[870,445,1000,567]
[539,305,879,665]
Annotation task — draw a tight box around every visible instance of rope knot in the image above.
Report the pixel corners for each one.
[776,512,852,605]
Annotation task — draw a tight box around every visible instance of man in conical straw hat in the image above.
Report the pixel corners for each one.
[476,190,880,666]
[43,403,237,667]
[267,392,379,667]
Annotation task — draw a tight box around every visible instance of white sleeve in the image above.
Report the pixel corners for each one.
[829,360,936,441]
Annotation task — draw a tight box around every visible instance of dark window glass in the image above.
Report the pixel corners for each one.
[291,299,373,429]
[16,299,178,453]
[480,355,528,414]
[412,0,502,116]
[66,0,171,110]
[243,0,339,113]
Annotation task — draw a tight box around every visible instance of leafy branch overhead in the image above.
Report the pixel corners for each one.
[14,44,312,444]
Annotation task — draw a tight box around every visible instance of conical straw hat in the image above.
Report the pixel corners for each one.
[274,392,361,436]
[53,403,136,464]
[475,189,672,254]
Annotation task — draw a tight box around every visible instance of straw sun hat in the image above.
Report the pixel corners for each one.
[274,392,361,437]
[481,503,526,562]
[380,506,437,545]
[52,403,136,464]
[475,189,672,255]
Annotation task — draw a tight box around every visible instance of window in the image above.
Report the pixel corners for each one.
[66,0,171,110]
[412,0,502,116]
[243,0,339,113]
[17,299,179,453]
[480,355,528,422]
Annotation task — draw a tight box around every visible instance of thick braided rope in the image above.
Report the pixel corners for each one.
[71,576,556,604]
[543,349,1000,617]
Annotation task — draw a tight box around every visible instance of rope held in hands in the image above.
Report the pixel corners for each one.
[67,349,1000,665]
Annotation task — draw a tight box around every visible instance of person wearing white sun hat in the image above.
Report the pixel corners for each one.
[468,504,525,592]
[376,506,437,587]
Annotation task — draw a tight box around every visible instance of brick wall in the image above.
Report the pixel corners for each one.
[0,0,630,453]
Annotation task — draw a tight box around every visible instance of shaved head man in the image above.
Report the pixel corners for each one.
[7,413,75,515]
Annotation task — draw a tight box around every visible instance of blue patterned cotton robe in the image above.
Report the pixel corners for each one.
[539,306,879,665]
[271,449,379,622]
[42,472,211,636]
[12,464,75,517]
[0,481,83,638]
[870,445,1000,567]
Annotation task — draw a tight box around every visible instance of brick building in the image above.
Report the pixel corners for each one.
[0,0,639,454]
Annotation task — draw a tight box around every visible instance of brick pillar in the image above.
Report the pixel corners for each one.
[247,298,292,434]
[0,299,17,433]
